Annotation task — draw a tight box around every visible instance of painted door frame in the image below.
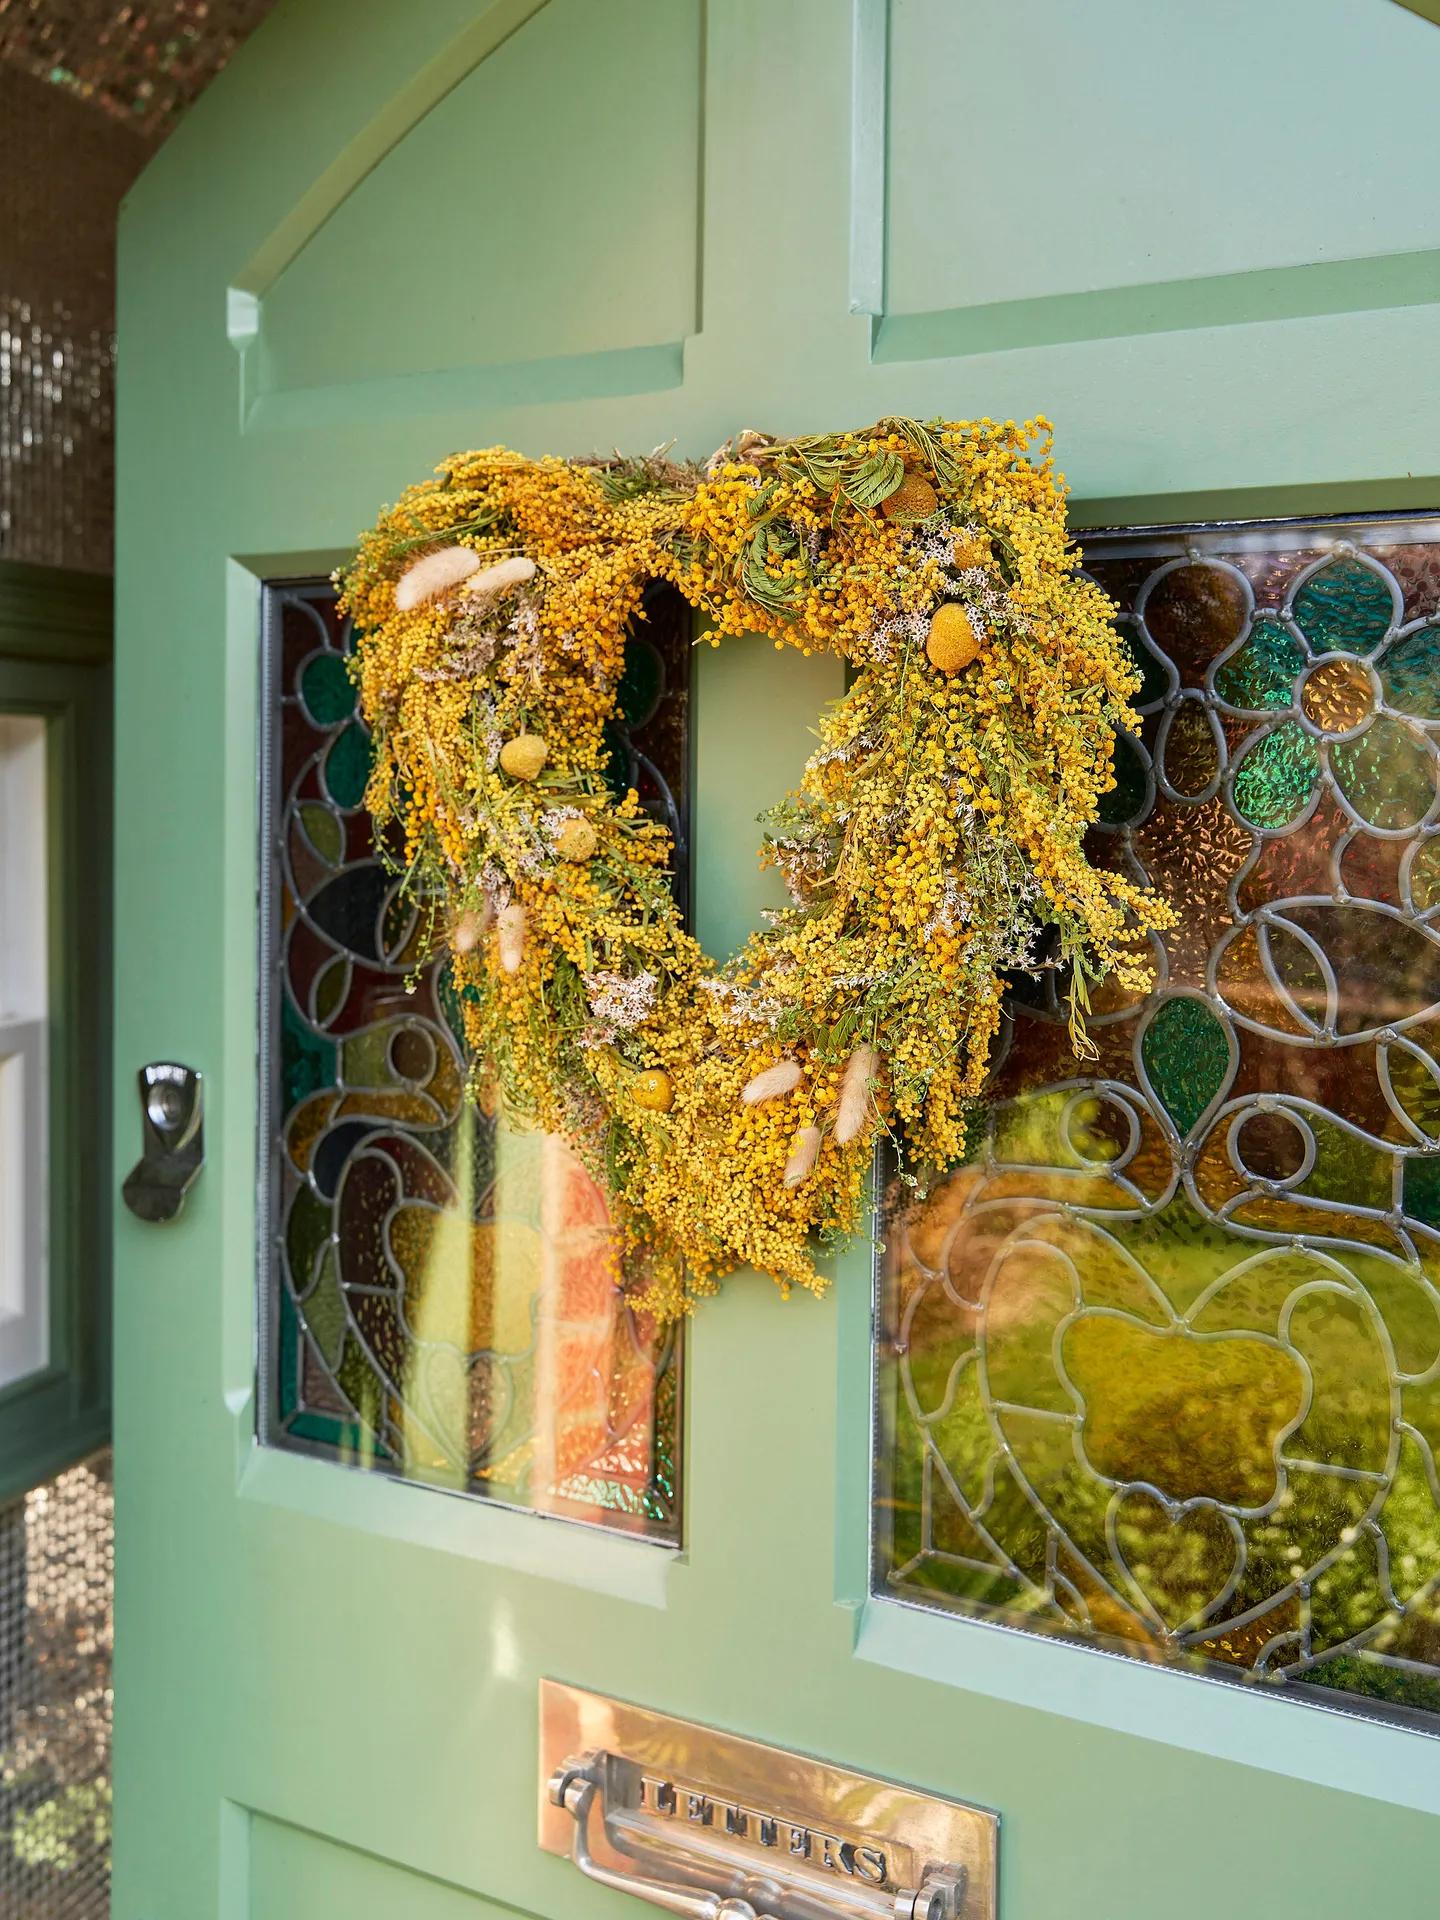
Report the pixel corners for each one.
[0,560,112,1502]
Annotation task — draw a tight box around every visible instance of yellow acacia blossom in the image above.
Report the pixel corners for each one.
[340,419,1173,1317]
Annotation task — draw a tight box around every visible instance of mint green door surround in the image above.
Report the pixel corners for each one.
[114,3,1440,1917]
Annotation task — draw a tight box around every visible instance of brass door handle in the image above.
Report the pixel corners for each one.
[548,1757,968,1920]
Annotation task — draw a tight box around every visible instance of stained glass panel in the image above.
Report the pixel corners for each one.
[876,516,1440,1727]
[259,582,685,1541]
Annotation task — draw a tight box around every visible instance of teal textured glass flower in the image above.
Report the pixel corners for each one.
[1291,556,1395,656]
[1213,614,1305,711]
[1232,721,1320,828]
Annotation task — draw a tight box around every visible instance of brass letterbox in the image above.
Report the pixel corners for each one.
[539,1682,998,1920]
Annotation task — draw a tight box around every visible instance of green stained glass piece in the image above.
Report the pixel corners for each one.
[1301,1655,1440,1717]
[324,722,373,810]
[281,995,336,1110]
[285,1183,332,1292]
[1410,839,1440,913]
[1142,996,1231,1136]
[279,1284,300,1417]
[1299,1117,1391,1211]
[336,1338,387,1435]
[616,637,664,727]
[1232,721,1318,828]
[1213,617,1305,710]
[305,1250,347,1368]
[342,1025,396,1085]
[1382,626,1440,719]
[1292,558,1393,655]
[1097,732,1148,825]
[1121,629,1167,708]
[1405,1156,1440,1226]
[298,803,343,866]
[313,954,348,1025]
[1332,719,1436,831]
[1378,1435,1440,1604]
[300,650,358,726]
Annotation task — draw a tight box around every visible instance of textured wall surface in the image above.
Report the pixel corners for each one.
[0,5,276,565]
[0,1453,113,1920]
[0,66,144,568]
[0,0,277,137]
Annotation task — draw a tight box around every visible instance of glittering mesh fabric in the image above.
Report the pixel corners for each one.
[0,299,116,571]
[0,0,278,136]
[0,1454,113,1920]
[0,3,275,566]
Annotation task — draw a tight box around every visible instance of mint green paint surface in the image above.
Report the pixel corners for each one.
[114,3,1440,1916]
[260,0,701,395]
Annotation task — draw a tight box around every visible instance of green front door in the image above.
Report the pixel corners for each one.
[113,4,1440,1917]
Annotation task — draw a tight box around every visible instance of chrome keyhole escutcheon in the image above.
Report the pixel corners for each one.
[122,1062,204,1222]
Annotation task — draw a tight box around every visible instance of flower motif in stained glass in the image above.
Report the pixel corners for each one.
[1299,657,1374,734]
[877,521,1440,1728]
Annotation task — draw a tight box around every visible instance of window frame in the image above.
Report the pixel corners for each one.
[0,561,112,1505]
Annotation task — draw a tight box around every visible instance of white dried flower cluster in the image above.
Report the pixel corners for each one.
[809,726,876,772]
[922,876,971,943]
[945,830,1047,977]
[542,806,585,850]
[868,606,930,662]
[503,596,545,678]
[481,862,511,915]
[582,970,660,1042]
[415,611,501,682]
[771,839,834,905]
[906,512,959,567]
[697,976,789,1028]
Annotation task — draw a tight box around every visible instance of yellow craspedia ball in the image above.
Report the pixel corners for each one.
[555,816,597,862]
[499,733,548,781]
[880,472,939,522]
[632,1069,674,1113]
[926,603,980,674]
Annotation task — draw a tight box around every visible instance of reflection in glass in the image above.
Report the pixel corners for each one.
[876,520,1440,1726]
[259,583,685,1540]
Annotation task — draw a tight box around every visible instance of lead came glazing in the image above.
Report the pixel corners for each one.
[260,582,685,1540]
[876,519,1440,1726]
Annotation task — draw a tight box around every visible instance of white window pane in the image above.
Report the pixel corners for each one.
[0,716,48,1391]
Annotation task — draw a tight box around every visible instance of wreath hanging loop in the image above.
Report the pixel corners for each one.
[340,416,1173,1317]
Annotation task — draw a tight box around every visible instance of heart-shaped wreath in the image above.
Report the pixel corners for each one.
[340,416,1172,1314]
